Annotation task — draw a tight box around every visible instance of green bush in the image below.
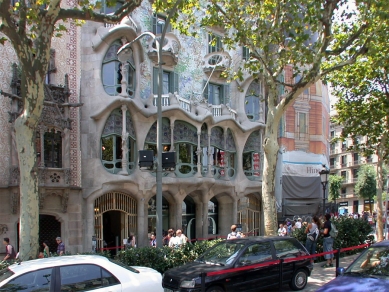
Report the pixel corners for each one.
[115,239,223,273]
[291,217,373,261]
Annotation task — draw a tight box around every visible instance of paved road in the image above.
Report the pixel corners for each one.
[281,254,359,291]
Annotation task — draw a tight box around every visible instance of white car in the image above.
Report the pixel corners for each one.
[0,255,163,291]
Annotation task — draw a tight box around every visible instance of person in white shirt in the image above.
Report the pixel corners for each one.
[168,229,187,248]
[295,218,302,229]
[277,224,287,236]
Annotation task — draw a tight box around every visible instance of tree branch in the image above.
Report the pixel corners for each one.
[57,0,142,23]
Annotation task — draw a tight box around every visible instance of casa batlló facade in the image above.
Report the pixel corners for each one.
[0,1,329,254]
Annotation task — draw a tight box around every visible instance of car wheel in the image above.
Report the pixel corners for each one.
[206,285,225,292]
[289,269,308,291]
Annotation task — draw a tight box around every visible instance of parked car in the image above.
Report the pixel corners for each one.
[317,240,389,292]
[162,236,313,292]
[0,255,163,292]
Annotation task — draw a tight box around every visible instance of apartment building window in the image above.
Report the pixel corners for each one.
[330,131,335,139]
[245,80,262,121]
[297,112,308,136]
[330,143,335,152]
[353,153,359,165]
[153,68,179,94]
[366,155,373,163]
[341,171,347,182]
[43,130,62,168]
[277,72,285,97]
[208,33,222,53]
[330,157,335,168]
[341,188,346,196]
[102,40,136,96]
[203,82,229,105]
[243,46,250,61]
[353,168,358,182]
[295,74,309,95]
[152,14,171,35]
[342,141,347,151]
[341,155,347,167]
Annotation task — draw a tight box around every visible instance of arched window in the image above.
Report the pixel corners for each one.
[245,80,263,122]
[102,40,135,96]
[101,108,136,174]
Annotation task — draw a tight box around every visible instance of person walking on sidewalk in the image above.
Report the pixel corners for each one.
[305,216,320,260]
[321,214,334,268]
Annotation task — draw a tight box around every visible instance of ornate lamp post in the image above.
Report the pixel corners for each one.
[118,0,182,247]
[320,165,330,216]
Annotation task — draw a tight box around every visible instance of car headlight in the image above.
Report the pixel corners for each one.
[180,280,196,288]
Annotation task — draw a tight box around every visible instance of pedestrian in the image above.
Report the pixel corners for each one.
[305,216,320,260]
[227,224,244,239]
[150,234,157,247]
[168,229,187,248]
[163,229,174,246]
[295,218,302,229]
[321,214,334,268]
[43,241,50,257]
[2,238,16,262]
[126,234,136,249]
[278,223,286,236]
[56,237,65,256]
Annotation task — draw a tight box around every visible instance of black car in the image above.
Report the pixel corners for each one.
[162,236,313,292]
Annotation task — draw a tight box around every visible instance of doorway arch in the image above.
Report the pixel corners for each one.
[94,192,137,252]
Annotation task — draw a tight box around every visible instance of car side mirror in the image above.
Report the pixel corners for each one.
[336,267,345,276]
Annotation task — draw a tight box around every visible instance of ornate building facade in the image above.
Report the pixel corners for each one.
[0,2,330,254]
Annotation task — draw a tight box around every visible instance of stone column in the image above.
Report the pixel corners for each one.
[196,131,202,177]
[137,194,146,247]
[119,105,129,175]
[195,202,203,239]
[170,120,175,152]
[202,198,209,238]
[207,129,213,178]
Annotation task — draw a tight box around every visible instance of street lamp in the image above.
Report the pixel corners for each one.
[319,165,330,216]
[118,1,182,247]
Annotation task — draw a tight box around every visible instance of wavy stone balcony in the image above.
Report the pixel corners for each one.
[147,32,181,66]
[202,52,231,76]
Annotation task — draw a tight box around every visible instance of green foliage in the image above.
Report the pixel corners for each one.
[291,217,373,261]
[115,239,223,273]
[355,164,377,200]
[329,175,344,202]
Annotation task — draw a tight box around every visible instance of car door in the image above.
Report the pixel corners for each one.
[273,238,304,284]
[0,267,53,291]
[230,241,278,291]
[58,264,122,291]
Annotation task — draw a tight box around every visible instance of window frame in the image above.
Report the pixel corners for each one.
[153,67,179,95]
[208,33,223,53]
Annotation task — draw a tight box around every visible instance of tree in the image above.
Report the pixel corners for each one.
[329,174,343,211]
[0,0,143,260]
[355,164,376,212]
[156,0,383,234]
[326,5,389,240]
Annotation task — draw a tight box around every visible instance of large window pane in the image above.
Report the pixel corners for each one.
[0,268,52,291]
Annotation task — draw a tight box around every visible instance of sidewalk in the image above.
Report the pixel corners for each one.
[281,253,360,291]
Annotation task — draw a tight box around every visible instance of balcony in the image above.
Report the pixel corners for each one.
[147,32,181,66]
[153,94,237,120]
[202,52,231,76]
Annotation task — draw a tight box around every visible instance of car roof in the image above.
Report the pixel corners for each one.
[225,236,295,244]
[371,240,389,247]
[7,255,111,274]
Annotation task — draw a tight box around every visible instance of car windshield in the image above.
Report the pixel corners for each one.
[346,246,389,278]
[108,258,140,273]
[196,241,246,266]
[0,268,14,283]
